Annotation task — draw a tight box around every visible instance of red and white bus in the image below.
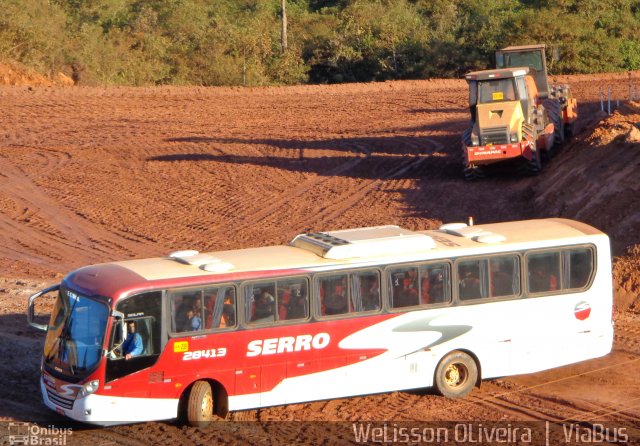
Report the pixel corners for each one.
[28,218,613,426]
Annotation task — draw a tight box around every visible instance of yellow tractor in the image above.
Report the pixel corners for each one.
[462,45,577,179]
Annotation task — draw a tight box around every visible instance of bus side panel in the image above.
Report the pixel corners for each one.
[229,307,511,410]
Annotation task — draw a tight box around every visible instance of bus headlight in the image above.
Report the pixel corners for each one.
[78,380,99,398]
[510,133,519,143]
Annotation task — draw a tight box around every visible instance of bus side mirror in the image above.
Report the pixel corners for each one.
[108,310,127,357]
[27,284,60,332]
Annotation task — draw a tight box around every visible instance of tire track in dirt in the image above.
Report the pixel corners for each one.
[228,136,442,242]
[228,153,367,236]
[299,136,443,231]
[0,150,163,272]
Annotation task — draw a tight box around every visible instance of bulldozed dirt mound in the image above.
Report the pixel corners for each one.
[0,60,73,87]
[0,73,639,444]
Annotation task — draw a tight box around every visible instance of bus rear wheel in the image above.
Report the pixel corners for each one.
[187,381,214,427]
[434,351,477,399]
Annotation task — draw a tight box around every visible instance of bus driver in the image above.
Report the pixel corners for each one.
[122,321,143,360]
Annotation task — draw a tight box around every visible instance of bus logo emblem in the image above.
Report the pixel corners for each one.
[174,341,189,353]
[574,302,591,321]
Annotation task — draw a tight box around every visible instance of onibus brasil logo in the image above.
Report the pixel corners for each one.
[4,422,72,445]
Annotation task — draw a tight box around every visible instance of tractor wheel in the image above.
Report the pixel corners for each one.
[186,381,214,427]
[434,351,478,399]
[524,143,542,176]
[462,126,473,147]
[520,124,541,175]
[462,126,480,180]
[543,98,564,154]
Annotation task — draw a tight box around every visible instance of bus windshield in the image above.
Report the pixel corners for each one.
[43,287,109,378]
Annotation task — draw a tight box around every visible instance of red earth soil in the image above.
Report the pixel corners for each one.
[0,71,639,444]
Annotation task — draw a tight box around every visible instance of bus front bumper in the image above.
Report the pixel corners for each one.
[41,378,179,425]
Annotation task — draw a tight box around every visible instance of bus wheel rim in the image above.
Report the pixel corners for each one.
[202,391,213,418]
[445,363,467,388]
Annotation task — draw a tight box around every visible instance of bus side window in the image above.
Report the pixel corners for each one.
[458,260,484,301]
[203,286,236,329]
[419,263,450,305]
[564,248,593,289]
[527,252,561,294]
[389,267,419,308]
[247,282,277,324]
[170,290,204,333]
[280,278,309,320]
[319,274,349,316]
[352,271,380,312]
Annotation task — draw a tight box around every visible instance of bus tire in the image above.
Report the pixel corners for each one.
[187,381,214,427]
[434,351,477,399]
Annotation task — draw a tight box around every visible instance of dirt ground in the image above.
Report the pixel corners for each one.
[0,71,639,444]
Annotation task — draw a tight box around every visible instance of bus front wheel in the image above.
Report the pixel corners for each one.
[434,351,477,399]
[187,381,214,427]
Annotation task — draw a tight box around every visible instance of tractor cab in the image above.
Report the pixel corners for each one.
[465,67,538,141]
[496,44,549,99]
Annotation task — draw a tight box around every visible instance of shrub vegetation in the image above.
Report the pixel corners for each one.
[1,0,639,86]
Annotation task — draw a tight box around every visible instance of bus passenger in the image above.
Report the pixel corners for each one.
[529,260,558,293]
[220,303,236,327]
[324,283,348,315]
[459,267,481,300]
[186,307,202,331]
[278,288,291,320]
[122,321,143,360]
[491,263,513,297]
[428,271,445,303]
[204,294,215,329]
[363,276,380,311]
[175,296,194,332]
[286,290,307,319]
[252,290,275,322]
[395,270,418,307]
[219,290,236,327]
[421,276,431,305]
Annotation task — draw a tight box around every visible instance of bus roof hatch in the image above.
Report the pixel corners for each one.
[290,225,436,260]
[439,224,506,243]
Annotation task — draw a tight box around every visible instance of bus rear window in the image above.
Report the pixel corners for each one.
[566,248,593,289]
[526,247,594,295]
